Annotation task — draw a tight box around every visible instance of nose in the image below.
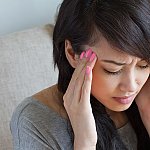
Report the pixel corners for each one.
[119,72,138,93]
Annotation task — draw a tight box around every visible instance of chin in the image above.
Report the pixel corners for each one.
[112,103,133,112]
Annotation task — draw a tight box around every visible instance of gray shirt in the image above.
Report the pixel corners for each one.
[10,97,74,150]
[10,96,137,150]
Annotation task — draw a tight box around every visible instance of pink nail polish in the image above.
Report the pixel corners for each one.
[85,48,92,58]
[80,51,85,60]
[86,66,91,75]
[89,53,96,62]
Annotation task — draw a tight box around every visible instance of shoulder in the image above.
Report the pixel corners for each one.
[10,96,73,150]
[10,96,69,131]
[10,84,68,130]
[32,84,68,119]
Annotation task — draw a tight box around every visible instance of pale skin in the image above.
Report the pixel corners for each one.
[64,36,150,149]
[64,43,98,149]
[33,36,150,149]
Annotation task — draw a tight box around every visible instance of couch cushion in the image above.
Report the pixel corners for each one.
[0,24,58,149]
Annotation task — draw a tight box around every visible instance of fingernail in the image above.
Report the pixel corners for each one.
[80,51,85,60]
[89,53,96,62]
[86,66,91,75]
[85,48,92,58]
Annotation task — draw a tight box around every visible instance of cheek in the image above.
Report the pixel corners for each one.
[137,69,150,86]
[140,70,150,87]
[91,65,117,96]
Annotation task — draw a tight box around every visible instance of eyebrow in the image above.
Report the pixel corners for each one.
[101,60,127,66]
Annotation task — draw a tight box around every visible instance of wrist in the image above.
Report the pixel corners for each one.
[74,145,96,150]
[137,105,150,136]
[74,139,97,150]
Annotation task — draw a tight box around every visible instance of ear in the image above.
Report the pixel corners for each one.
[65,40,79,68]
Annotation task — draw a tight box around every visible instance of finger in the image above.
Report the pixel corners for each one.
[67,49,92,90]
[73,51,97,104]
[65,51,85,94]
[72,65,87,105]
[65,49,92,97]
[81,52,97,104]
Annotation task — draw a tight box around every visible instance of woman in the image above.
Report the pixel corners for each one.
[10,0,150,149]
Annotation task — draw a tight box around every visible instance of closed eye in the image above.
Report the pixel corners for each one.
[138,64,149,69]
[103,69,122,75]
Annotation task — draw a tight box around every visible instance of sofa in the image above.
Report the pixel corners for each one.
[0,24,58,150]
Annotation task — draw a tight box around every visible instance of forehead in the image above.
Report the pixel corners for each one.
[88,36,137,63]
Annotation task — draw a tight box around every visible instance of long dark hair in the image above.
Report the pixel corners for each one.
[53,0,150,149]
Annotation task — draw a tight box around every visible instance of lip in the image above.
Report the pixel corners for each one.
[113,94,135,104]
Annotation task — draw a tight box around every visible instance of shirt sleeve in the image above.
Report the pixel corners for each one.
[13,117,60,150]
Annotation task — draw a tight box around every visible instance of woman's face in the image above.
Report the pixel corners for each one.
[87,37,150,112]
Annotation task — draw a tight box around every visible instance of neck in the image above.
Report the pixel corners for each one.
[106,108,128,129]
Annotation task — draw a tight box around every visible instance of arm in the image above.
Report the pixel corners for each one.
[135,77,150,136]
[74,139,96,150]
[12,117,55,150]
[63,49,97,150]
[19,129,54,150]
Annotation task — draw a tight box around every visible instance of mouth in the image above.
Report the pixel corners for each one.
[113,94,136,104]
